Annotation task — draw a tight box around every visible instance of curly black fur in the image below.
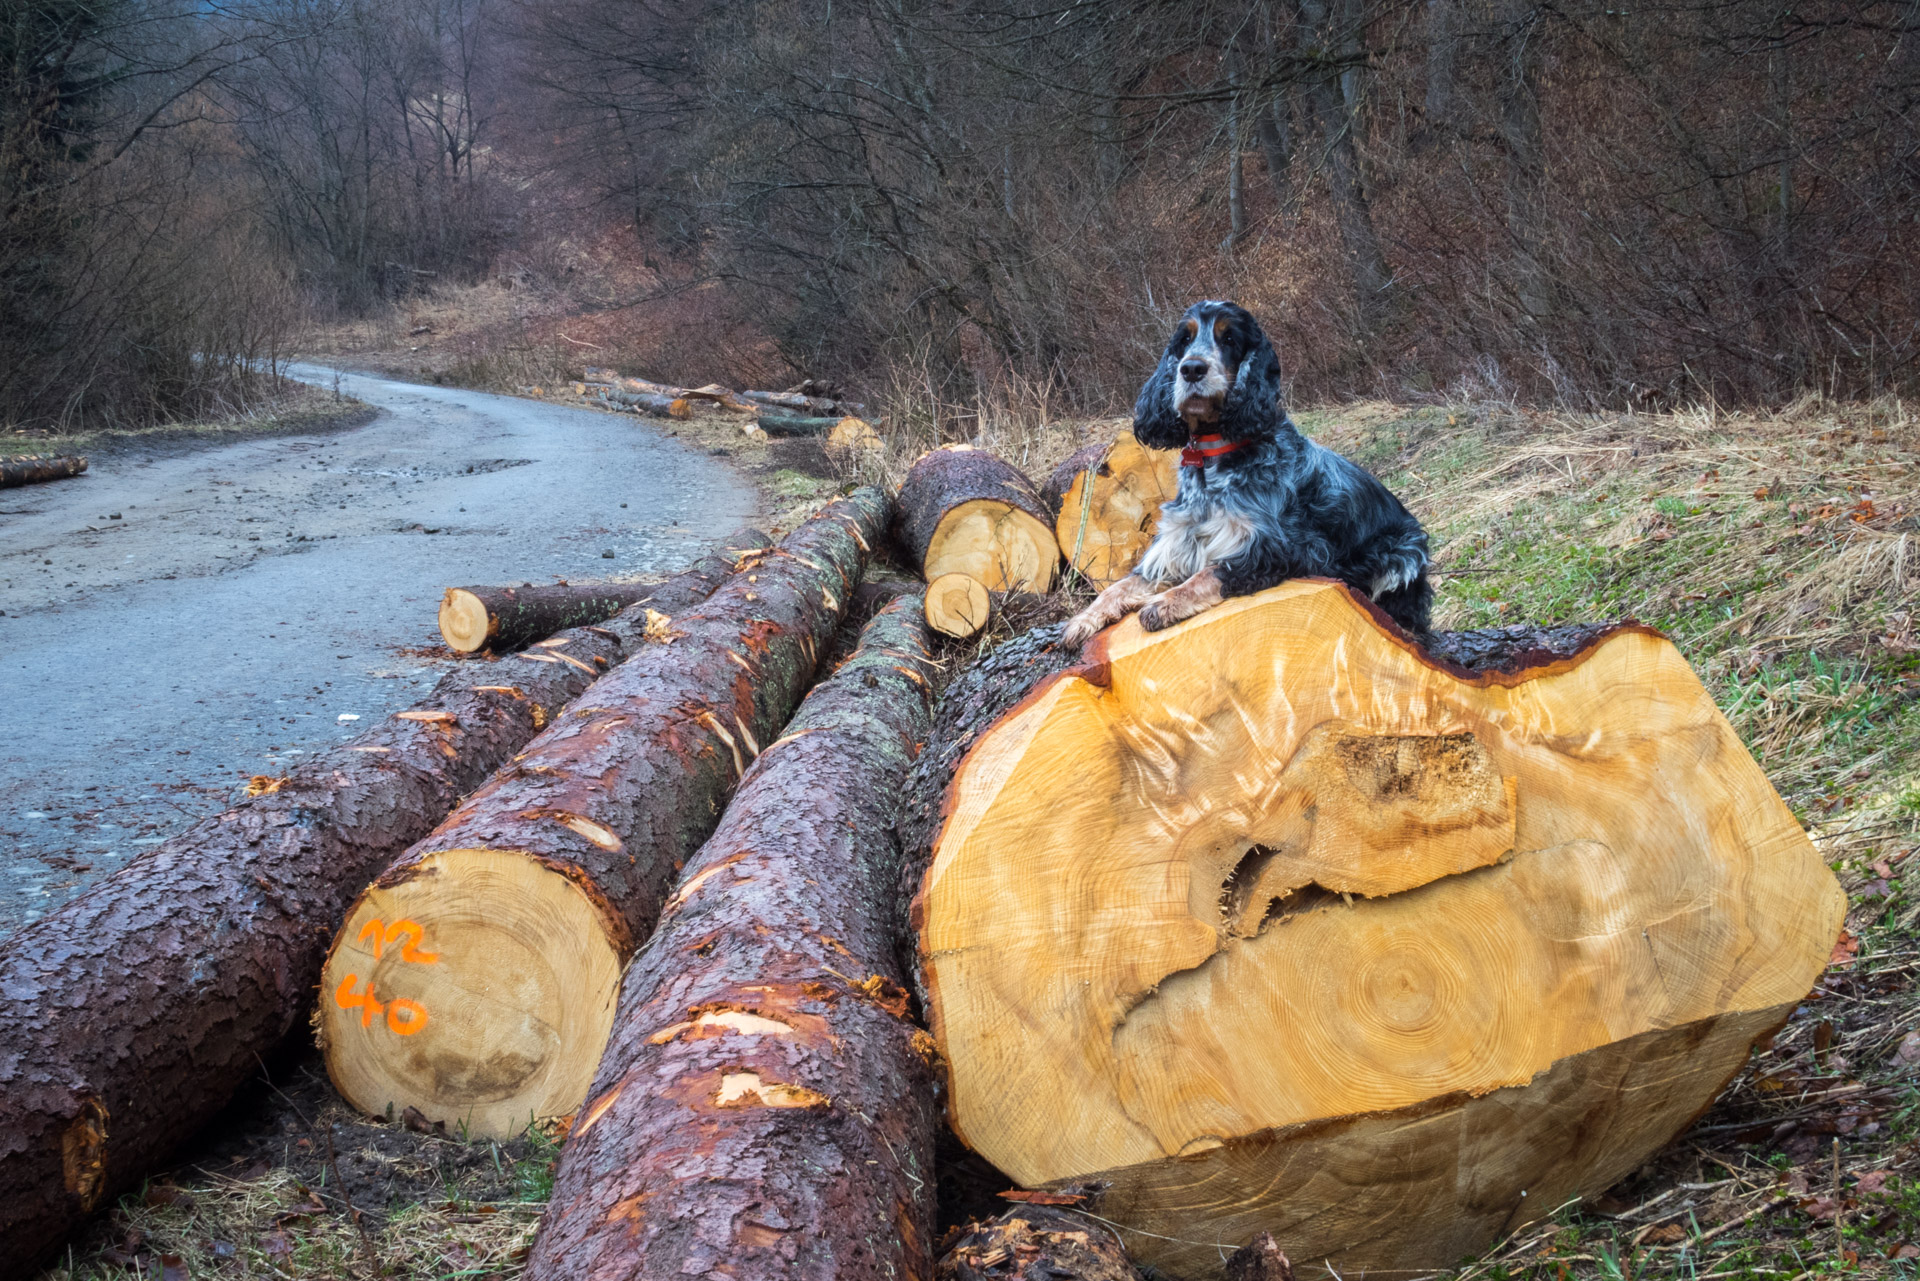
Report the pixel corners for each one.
[1132,301,1434,634]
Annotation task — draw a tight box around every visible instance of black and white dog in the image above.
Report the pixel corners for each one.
[1063,301,1433,647]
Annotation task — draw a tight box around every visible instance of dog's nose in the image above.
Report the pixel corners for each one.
[1179,360,1208,383]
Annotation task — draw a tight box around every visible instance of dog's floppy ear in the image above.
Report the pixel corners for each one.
[1217,322,1283,441]
[1132,353,1186,449]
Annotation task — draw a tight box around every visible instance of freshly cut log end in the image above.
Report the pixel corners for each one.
[1045,433,1179,588]
[898,445,1059,592]
[926,572,993,639]
[0,454,87,488]
[936,1204,1142,1281]
[913,580,1844,1278]
[319,849,623,1137]
[828,416,884,451]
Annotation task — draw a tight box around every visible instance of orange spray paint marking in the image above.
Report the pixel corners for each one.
[333,975,386,1028]
[357,919,385,958]
[386,998,429,1035]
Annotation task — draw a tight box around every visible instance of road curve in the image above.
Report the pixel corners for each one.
[0,366,759,938]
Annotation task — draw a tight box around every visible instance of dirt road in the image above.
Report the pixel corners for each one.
[0,366,758,938]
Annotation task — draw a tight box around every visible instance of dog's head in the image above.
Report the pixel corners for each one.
[1133,301,1283,450]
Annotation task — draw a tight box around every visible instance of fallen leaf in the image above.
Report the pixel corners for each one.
[1643,1224,1687,1244]
[1873,859,1894,878]
[160,1254,190,1281]
[209,1242,236,1260]
[1895,1243,1920,1259]
[260,1228,293,1256]
[1802,1194,1844,1221]
[1895,1031,1920,1066]
[1857,1170,1892,1195]
[1831,929,1861,968]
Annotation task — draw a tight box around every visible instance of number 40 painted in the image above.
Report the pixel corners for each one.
[334,917,436,1036]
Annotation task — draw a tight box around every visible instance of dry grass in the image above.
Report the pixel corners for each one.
[1,380,374,462]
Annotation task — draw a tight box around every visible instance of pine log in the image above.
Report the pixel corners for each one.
[0,454,88,488]
[441,582,672,653]
[317,490,889,1139]
[896,445,1058,592]
[0,531,763,1279]
[1043,432,1179,588]
[526,595,942,1279]
[936,1204,1143,1281]
[827,416,884,451]
[905,583,1844,1278]
[926,572,993,639]
[596,388,688,418]
[741,388,859,416]
[578,369,757,413]
[756,412,840,438]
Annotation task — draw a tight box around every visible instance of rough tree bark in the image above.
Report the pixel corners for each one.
[317,490,890,1138]
[526,595,942,1280]
[438,579,715,654]
[906,584,1842,1277]
[0,454,87,487]
[0,531,763,1279]
[896,445,1058,592]
[756,413,841,438]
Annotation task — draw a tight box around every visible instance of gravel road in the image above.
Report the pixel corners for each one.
[0,366,759,938]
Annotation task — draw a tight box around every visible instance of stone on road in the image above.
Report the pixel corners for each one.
[0,366,759,939]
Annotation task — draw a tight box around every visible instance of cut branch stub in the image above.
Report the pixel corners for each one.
[317,491,887,1139]
[912,581,1844,1278]
[1043,432,1179,588]
[897,445,1058,592]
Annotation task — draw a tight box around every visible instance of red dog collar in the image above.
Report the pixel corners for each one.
[1181,433,1244,468]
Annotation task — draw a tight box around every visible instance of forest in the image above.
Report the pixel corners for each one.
[5,0,1919,434]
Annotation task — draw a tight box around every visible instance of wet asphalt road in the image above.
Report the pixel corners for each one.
[0,366,759,938]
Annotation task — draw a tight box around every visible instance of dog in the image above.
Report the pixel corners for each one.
[1062,301,1432,648]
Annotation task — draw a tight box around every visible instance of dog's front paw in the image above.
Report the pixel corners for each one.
[1138,597,1174,632]
[1061,611,1101,649]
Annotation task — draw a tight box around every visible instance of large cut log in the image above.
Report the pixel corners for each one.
[1043,432,1179,588]
[896,445,1058,592]
[596,387,688,418]
[440,580,686,653]
[0,532,762,1280]
[0,454,87,488]
[905,582,1844,1278]
[526,594,942,1279]
[925,572,993,639]
[317,490,889,1139]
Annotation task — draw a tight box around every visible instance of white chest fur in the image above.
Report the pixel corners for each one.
[1136,476,1257,588]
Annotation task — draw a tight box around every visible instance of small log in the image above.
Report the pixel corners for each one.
[526,595,942,1279]
[925,572,992,639]
[597,388,687,418]
[441,582,673,653]
[317,490,890,1138]
[0,454,88,488]
[756,412,839,438]
[741,388,854,416]
[0,531,763,1277]
[936,1204,1143,1281]
[896,445,1058,592]
[1044,432,1179,588]
[905,586,1844,1277]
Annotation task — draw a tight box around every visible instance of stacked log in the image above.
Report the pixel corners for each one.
[1042,432,1179,588]
[925,571,993,638]
[896,445,1059,592]
[439,581,694,653]
[0,454,87,488]
[526,595,942,1279]
[0,531,764,1276]
[316,490,889,1138]
[905,582,1844,1277]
